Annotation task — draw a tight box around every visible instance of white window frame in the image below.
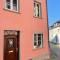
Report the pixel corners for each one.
[5,0,19,12]
[34,1,42,17]
[34,32,43,48]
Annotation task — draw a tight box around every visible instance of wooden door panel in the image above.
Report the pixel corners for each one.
[5,50,16,60]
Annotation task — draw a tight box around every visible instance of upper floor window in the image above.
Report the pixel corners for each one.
[34,33,43,48]
[34,1,42,18]
[5,0,19,12]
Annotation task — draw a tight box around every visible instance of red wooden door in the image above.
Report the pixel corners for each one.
[4,30,19,60]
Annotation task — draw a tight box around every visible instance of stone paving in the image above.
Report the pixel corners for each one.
[49,42,60,60]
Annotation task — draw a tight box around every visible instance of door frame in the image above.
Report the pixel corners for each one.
[3,30,20,60]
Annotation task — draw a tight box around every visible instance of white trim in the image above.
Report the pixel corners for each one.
[11,0,13,10]
[17,0,19,11]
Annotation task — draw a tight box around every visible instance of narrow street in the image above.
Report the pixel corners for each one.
[49,42,60,60]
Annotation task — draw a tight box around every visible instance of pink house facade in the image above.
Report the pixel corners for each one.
[0,0,49,60]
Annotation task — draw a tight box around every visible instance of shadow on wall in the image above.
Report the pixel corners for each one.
[50,35,58,44]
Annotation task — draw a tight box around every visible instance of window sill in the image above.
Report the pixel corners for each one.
[33,46,43,50]
[3,8,20,14]
[33,16,42,19]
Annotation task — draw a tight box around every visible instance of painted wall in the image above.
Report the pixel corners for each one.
[0,0,49,60]
[49,27,60,44]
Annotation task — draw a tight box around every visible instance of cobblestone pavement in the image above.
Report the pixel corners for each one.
[49,42,60,60]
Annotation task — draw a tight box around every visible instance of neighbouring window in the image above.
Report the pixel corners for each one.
[34,1,42,17]
[5,0,19,12]
[34,33,43,48]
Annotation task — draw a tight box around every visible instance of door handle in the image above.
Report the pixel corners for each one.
[9,50,13,54]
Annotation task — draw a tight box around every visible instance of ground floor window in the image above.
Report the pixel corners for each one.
[34,32,43,48]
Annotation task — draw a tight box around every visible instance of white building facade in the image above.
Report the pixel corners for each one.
[49,21,60,44]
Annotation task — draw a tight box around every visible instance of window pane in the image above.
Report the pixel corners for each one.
[38,40,41,46]
[6,0,10,9]
[37,4,39,16]
[38,36,41,40]
[38,34,41,36]
[34,34,37,41]
[34,34,38,46]
[34,42,37,46]
[38,34,41,40]
[36,4,38,17]
[13,0,17,10]
[38,34,43,47]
